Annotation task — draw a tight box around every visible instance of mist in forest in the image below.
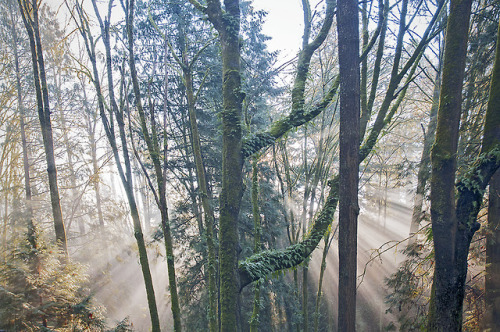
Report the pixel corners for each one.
[0,0,498,330]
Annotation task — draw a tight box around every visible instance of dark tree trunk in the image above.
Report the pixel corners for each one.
[337,0,360,330]
[483,19,500,332]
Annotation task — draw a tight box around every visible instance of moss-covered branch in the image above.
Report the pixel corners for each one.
[456,147,500,229]
[239,176,339,289]
[242,77,339,158]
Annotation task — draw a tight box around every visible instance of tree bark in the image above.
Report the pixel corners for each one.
[337,0,360,330]
[427,0,475,329]
[408,68,440,246]
[249,158,262,332]
[482,19,500,332]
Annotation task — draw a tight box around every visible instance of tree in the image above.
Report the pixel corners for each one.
[125,0,182,329]
[428,0,500,329]
[18,0,68,257]
[72,2,161,330]
[186,0,336,329]
[337,0,360,330]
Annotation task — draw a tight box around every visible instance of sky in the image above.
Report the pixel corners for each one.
[252,0,324,57]
[43,0,324,60]
[251,0,307,56]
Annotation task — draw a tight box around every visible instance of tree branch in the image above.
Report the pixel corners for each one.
[239,176,339,289]
[242,77,339,158]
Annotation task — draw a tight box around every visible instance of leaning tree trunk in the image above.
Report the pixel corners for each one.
[125,0,182,329]
[73,2,161,329]
[337,0,360,330]
[408,64,441,246]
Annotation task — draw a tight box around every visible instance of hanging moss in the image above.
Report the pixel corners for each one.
[239,177,339,288]
[242,77,339,158]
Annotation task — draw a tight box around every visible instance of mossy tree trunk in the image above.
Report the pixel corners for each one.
[187,0,336,330]
[18,0,68,257]
[480,19,500,332]
[428,2,500,330]
[188,1,244,329]
[249,157,262,332]
[337,0,360,330]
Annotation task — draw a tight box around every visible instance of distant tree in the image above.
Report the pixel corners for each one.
[18,0,68,256]
[72,2,161,329]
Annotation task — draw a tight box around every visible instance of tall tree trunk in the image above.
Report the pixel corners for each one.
[18,0,68,256]
[408,65,441,245]
[427,0,474,329]
[10,2,35,249]
[74,3,161,329]
[337,0,360,330]
[125,0,182,329]
[482,19,500,332]
[249,158,262,332]
[218,2,244,329]
[181,41,218,332]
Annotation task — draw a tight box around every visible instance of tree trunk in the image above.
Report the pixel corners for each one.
[427,0,474,329]
[482,18,500,332]
[126,0,182,329]
[314,233,332,332]
[250,158,262,332]
[182,44,218,332]
[10,3,35,249]
[408,65,441,246]
[74,2,161,329]
[337,0,360,330]
[18,0,68,256]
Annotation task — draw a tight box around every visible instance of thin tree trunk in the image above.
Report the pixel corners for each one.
[249,158,262,332]
[18,0,68,256]
[10,4,35,248]
[181,44,218,332]
[408,69,440,245]
[313,232,332,332]
[125,0,182,329]
[81,81,105,229]
[74,3,161,329]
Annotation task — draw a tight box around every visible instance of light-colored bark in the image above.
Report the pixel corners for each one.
[18,0,68,257]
